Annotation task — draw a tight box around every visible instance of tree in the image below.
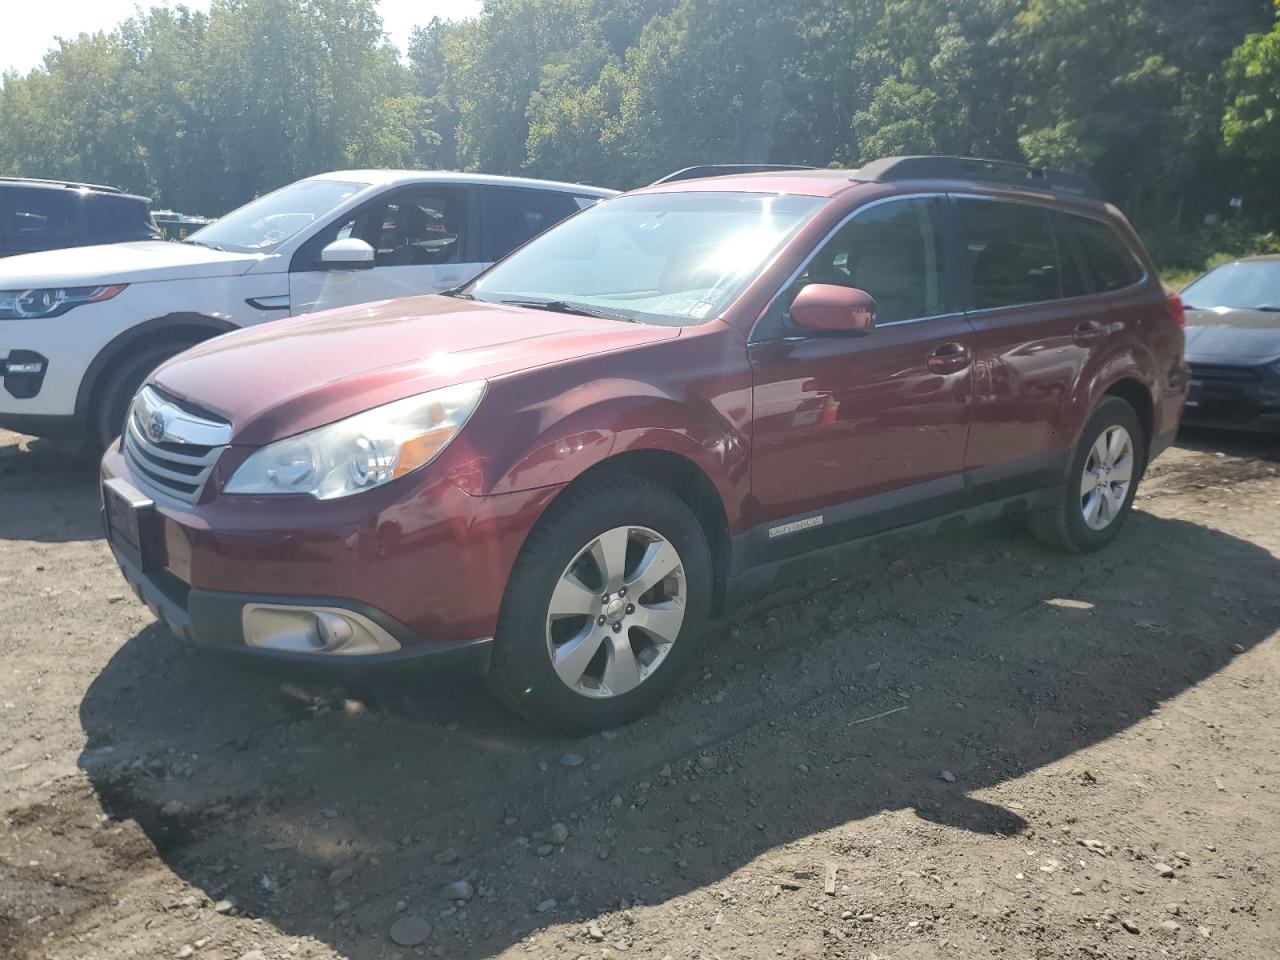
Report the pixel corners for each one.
[1223,7,1280,165]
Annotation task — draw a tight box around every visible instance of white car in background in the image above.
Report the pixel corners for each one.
[0,170,614,447]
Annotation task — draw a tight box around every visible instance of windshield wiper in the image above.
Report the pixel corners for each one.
[499,298,638,322]
[181,239,225,252]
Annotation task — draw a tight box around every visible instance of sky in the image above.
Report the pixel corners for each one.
[0,0,483,76]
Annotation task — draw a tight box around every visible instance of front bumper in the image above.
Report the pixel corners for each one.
[101,443,562,667]
[1183,363,1280,433]
[113,551,493,670]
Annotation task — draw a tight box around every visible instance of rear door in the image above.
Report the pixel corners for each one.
[746,195,973,552]
[289,184,477,314]
[954,195,1109,496]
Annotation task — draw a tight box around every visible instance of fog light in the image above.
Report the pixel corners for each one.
[5,361,43,374]
[241,604,401,655]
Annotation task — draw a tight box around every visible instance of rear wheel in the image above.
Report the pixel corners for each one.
[487,474,712,732]
[1027,396,1145,553]
[92,342,196,451]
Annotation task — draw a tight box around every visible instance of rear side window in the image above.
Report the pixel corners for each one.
[5,188,80,248]
[955,198,1062,309]
[479,188,580,261]
[1063,214,1145,292]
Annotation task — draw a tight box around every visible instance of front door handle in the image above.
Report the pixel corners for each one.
[927,342,971,373]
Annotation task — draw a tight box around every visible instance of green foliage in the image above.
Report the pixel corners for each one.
[1223,6,1280,166]
[1,0,1278,230]
[1150,222,1280,286]
[0,0,441,213]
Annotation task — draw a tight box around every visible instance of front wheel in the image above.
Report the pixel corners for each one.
[1027,396,1145,553]
[92,342,196,451]
[487,474,712,732]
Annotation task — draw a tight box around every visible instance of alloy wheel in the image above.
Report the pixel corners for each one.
[1080,424,1134,531]
[545,525,686,698]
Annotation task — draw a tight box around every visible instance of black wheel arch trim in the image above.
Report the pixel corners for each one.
[75,312,238,425]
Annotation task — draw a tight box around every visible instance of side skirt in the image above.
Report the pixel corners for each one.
[720,485,1063,615]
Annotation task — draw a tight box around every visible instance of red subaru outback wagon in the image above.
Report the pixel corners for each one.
[102,157,1189,731]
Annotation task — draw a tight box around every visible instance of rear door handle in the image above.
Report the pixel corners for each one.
[927,342,971,373]
[1073,320,1106,343]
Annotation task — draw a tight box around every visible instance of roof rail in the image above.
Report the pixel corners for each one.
[650,163,818,185]
[851,156,1101,200]
[0,175,126,195]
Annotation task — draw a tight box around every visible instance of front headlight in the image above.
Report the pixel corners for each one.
[0,284,127,320]
[224,381,486,500]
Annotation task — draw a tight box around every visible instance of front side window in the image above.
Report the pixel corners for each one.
[1065,214,1145,293]
[464,191,825,326]
[187,179,366,253]
[371,188,468,266]
[956,198,1063,310]
[765,196,948,332]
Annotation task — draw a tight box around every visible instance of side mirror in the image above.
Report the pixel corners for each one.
[789,283,876,334]
[319,238,375,271]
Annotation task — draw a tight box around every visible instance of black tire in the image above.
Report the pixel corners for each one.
[92,342,195,451]
[1027,396,1146,553]
[486,473,713,733]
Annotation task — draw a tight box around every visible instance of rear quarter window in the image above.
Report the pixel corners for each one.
[86,195,155,242]
[1064,214,1145,292]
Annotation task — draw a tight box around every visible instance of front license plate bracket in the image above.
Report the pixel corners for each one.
[103,477,158,572]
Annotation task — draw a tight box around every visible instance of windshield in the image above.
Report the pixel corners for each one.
[186,179,366,253]
[1182,260,1280,312]
[465,191,826,325]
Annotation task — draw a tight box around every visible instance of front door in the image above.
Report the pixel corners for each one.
[747,196,972,555]
[289,185,481,314]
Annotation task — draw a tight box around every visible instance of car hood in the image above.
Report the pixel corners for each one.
[1184,307,1280,364]
[151,295,681,445]
[0,241,266,286]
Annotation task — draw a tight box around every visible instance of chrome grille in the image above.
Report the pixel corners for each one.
[122,386,231,503]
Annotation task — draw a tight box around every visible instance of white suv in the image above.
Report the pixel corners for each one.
[0,170,614,447]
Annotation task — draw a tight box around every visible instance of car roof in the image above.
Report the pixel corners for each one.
[633,163,1113,214]
[637,169,861,198]
[0,176,151,204]
[307,169,618,197]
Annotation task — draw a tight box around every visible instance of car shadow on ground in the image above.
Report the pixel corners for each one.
[1175,425,1280,461]
[76,507,1280,959]
[0,435,103,543]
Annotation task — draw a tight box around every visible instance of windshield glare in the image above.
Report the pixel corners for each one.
[1182,260,1280,312]
[466,192,826,325]
[187,179,366,253]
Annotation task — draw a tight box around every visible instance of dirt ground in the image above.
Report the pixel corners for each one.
[1,426,1277,960]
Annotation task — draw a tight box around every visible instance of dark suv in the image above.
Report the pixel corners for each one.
[101,156,1189,731]
[0,178,159,256]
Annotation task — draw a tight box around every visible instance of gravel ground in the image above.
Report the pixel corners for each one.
[1,426,1278,960]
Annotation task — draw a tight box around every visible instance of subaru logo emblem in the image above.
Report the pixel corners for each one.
[146,409,167,443]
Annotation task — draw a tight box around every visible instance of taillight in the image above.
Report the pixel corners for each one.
[1165,291,1185,327]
